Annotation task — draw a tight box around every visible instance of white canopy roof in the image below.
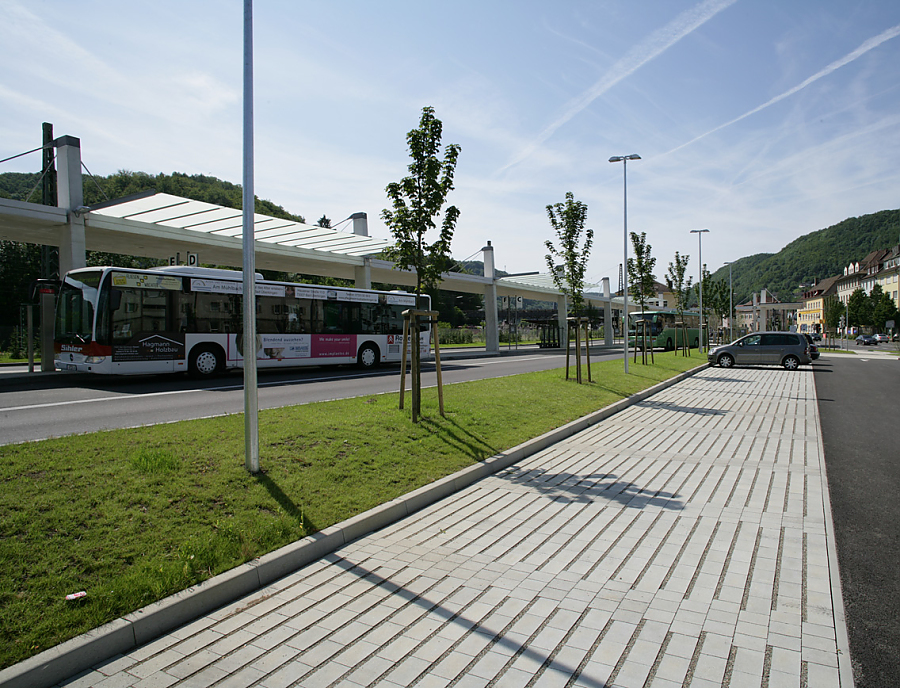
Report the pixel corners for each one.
[90,191,390,257]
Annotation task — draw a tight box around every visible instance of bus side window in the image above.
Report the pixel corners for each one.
[257,294,288,334]
[322,302,344,333]
[387,305,405,334]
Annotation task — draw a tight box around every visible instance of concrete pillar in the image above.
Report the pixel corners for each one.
[753,292,760,331]
[557,294,568,349]
[482,241,499,353]
[55,135,86,276]
[354,257,371,289]
[41,292,56,372]
[351,212,368,236]
[602,277,613,345]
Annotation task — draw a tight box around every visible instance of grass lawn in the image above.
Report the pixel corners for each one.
[0,352,703,669]
[0,354,40,365]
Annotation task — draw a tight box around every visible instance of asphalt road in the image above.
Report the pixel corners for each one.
[0,347,624,445]
[814,351,900,688]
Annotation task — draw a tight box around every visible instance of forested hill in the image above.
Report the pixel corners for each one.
[710,209,900,303]
[0,170,307,224]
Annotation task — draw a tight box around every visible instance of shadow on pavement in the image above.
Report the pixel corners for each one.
[500,467,684,510]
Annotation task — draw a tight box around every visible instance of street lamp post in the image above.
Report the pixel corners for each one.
[690,229,710,353]
[724,261,733,342]
[609,154,640,373]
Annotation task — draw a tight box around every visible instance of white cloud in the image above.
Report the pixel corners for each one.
[496,0,739,174]
[663,23,900,157]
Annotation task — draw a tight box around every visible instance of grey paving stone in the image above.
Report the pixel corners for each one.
[39,368,857,688]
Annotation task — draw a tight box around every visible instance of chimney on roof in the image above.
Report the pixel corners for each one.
[350,212,368,236]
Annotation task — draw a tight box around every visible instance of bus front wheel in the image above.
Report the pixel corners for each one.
[665,337,674,351]
[189,345,224,378]
[357,343,380,369]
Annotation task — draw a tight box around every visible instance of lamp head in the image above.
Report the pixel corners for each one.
[609,154,641,163]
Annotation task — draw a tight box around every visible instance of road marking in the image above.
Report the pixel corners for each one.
[3,388,202,412]
[2,356,569,413]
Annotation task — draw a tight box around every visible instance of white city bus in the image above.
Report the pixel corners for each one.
[54,266,430,377]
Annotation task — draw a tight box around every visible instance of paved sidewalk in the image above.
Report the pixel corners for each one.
[57,366,852,688]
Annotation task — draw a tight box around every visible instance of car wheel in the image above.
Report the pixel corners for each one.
[189,345,224,378]
[717,353,734,368]
[782,355,800,370]
[357,343,380,369]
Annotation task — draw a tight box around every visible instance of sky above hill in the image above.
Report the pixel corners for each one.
[2,0,899,288]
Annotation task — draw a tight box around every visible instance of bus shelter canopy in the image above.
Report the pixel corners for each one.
[89,191,390,257]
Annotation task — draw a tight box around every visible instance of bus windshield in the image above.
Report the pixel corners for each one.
[55,270,103,344]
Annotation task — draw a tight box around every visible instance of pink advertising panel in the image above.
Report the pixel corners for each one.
[311,334,356,358]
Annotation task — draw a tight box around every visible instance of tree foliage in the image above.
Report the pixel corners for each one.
[627,231,656,314]
[871,284,899,331]
[707,278,733,333]
[847,288,871,329]
[694,263,713,320]
[544,192,592,316]
[0,170,306,223]
[665,252,693,322]
[381,106,461,306]
[824,296,845,332]
[0,241,43,332]
[380,107,460,421]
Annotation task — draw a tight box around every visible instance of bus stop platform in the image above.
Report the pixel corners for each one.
[4,364,853,688]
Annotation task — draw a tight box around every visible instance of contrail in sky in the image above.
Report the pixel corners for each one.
[496,0,739,175]
[664,23,900,156]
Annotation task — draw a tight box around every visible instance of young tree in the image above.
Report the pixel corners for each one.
[694,263,713,342]
[627,231,656,315]
[545,192,592,381]
[544,192,592,316]
[382,106,461,308]
[708,278,732,340]
[381,106,461,421]
[665,252,692,321]
[665,252,692,350]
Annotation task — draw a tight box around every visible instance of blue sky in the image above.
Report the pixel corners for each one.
[2,0,899,287]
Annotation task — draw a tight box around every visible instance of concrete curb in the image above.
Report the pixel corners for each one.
[810,370,857,688]
[0,363,708,688]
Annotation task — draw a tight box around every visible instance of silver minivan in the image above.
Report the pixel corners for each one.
[707,331,812,370]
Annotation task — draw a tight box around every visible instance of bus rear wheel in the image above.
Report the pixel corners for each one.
[189,345,224,378]
[357,343,380,369]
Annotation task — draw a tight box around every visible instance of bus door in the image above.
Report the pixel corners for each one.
[108,286,181,374]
